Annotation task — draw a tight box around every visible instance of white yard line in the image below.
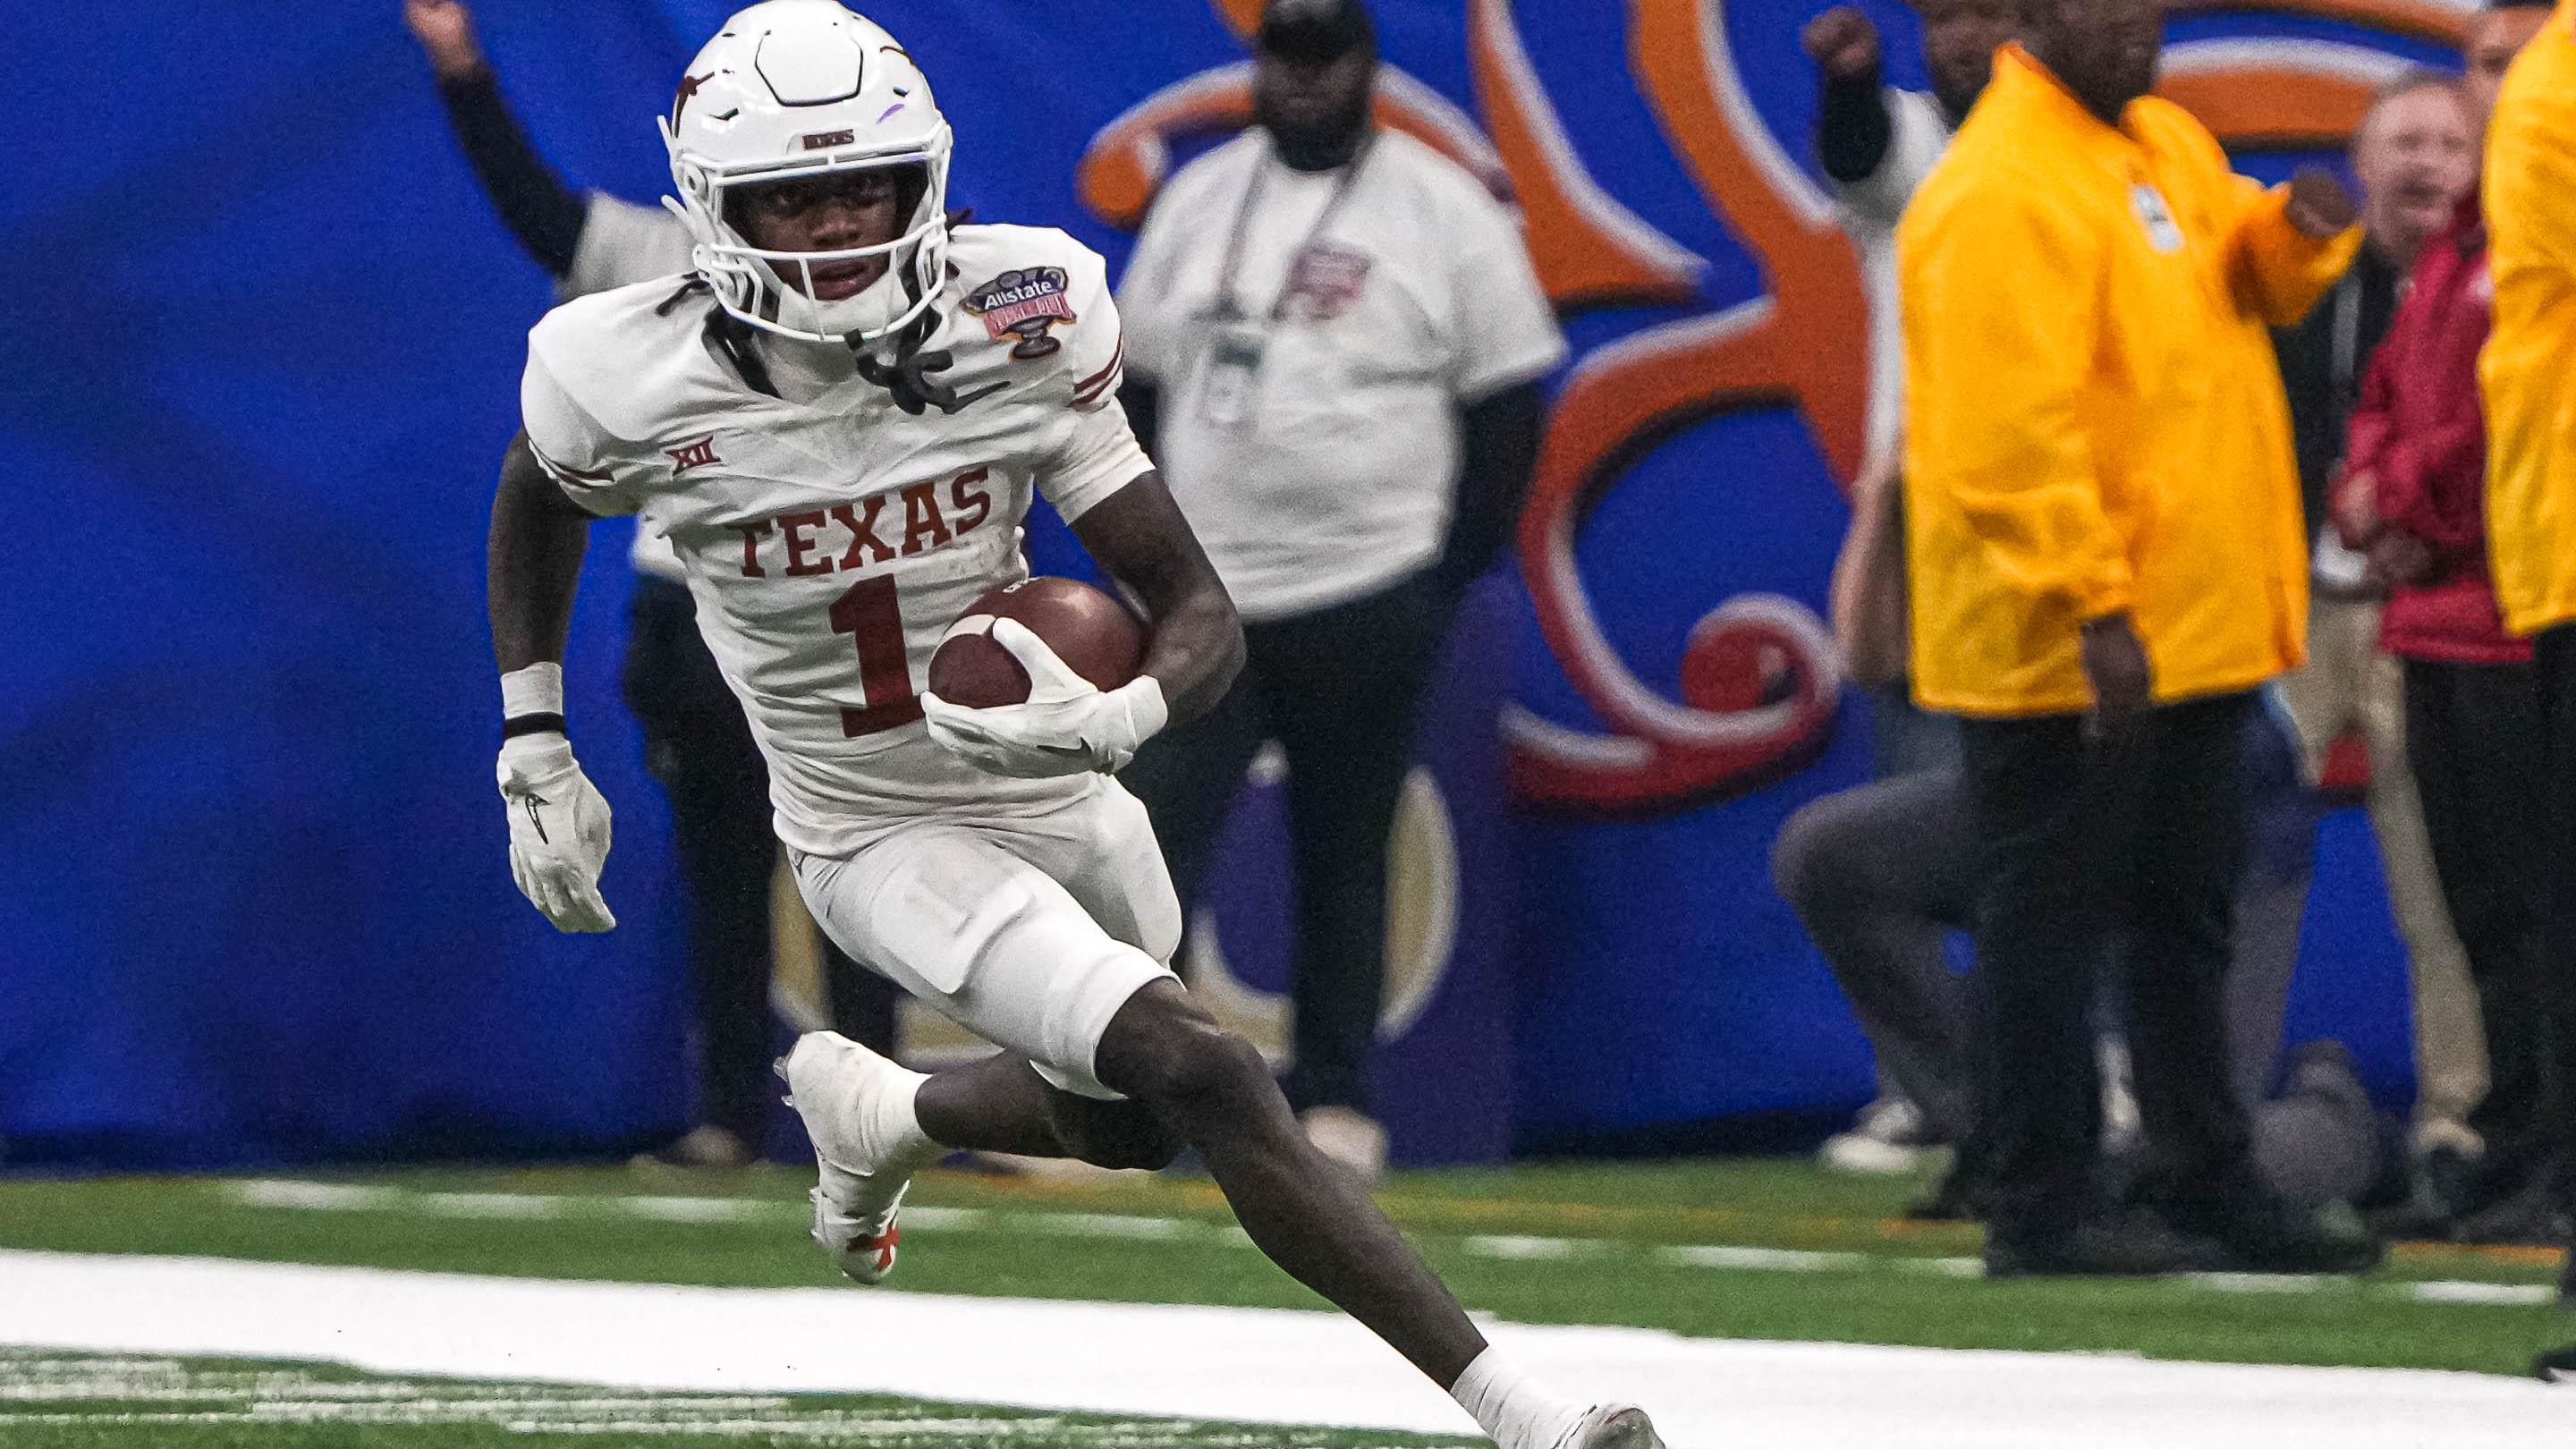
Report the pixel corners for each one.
[1657,1244,1866,1273]
[1462,1235,1596,1261]
[0,1251,2564,1449]
[215,1181,2558,1309]
[2406,1281,2559,1307]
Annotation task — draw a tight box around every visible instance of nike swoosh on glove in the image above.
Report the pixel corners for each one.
[920,617,1169,779]
[497,733,616,932]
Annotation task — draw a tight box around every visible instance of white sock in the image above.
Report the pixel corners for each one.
[868,1063,941,1166]
[1450,1347,1587,1449]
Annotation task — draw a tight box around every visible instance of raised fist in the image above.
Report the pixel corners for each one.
[403,0,487,81]
[1801,6,1883,82]
[2285,167,2359,240]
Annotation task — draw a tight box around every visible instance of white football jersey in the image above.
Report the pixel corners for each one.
[521,225,1148,858]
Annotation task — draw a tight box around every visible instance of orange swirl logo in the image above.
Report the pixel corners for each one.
[1080,0,2467,814]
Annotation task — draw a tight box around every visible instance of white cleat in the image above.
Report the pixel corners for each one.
[776,1031,929,1285]
[1554,1405,1663,1449]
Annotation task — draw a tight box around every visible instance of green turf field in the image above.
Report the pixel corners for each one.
[0,1157,2567,1445]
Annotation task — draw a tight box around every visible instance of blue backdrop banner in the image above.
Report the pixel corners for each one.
[0,0,2464,1166]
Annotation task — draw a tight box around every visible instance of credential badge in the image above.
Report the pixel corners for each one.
[2131,184,2185,254]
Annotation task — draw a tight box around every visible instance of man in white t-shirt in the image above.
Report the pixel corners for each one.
[1784,0,2015,1188]
[1114,0,1565,1179]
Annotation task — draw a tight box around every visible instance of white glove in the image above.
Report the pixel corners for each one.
[497,733,616,932]
[921,617,1169,778]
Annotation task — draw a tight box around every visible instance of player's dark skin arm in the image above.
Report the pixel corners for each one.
[1071,469,1244,724]
[488,431,594,674]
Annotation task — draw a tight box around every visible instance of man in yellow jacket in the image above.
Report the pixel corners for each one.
[2479,0,2576,1328]
[1900,0,2380,1277]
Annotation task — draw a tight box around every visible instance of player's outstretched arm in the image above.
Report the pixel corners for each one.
[487,431,617,933]
[1072,469,1244,727]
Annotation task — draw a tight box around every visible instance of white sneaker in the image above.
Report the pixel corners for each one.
[1301,1106,1388,1183]
[1817,1096,1931,1175]
[777,1031,933,1285]
[1552,1404,1663,1449]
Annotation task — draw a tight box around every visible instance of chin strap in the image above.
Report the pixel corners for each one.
[847,265,1004,416]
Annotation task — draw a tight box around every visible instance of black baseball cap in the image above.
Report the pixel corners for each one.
[1258,0,1376,63]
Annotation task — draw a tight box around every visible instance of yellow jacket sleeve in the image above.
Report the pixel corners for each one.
[1905,184,2134,621]
[2488,89,2576,272]
[2225,181,2363,327]
[2481,34,2576,638]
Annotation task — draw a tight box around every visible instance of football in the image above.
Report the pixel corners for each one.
[926,577,1147,708]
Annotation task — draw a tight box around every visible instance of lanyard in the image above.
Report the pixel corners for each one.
[2328,269,2362,405]
[1208,134,1377,325]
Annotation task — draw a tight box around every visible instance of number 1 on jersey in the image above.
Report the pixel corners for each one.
[828,575,924,736]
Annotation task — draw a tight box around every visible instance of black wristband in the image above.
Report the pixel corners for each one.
[502,713,568,740]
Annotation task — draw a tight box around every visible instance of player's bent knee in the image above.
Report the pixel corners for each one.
[1768,803,1826,904]
[1769,792,1863,911]
[1097,982,1268,1107]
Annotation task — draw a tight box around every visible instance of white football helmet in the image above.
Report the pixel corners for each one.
[660,1,953,344]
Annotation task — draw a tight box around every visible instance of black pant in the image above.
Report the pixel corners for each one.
[1770,770,1982,1143]
[624,575,896,1142]
[2404,657,2554,1173]
[1120,572,1452,1115]
[1959,694,2256,1224]
[2526,625,2576,1217]
[1775,705,2377,1207]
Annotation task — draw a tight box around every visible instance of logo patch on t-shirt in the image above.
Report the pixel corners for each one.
[962,267,1077,359]
[1282,242,1373,321]
[2131,184,2185,254]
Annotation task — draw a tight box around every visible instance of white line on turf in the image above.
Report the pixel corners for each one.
[414,1191,567,1219]
[623,1196,775,1224]
[227,1181,402,1211]
[2405,1281,2558,1306]
[211,1182,2559,1309]
[1462,1235,1594,1260]
[0,1252,2563,1449]
[2185,1273,2334,1296]
[1657,1245,1867,1273]
[1021,1213,1201,1241]
[1891,1255,1987,1277]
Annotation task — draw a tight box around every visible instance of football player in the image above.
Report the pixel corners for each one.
[482,5,1657,1447]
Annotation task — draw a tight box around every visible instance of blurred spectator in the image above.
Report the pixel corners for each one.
[1799,0,2017,1177]
[1114,0,1563,1180]
[2342,19,2560,1243]
[2270,73,2489,1191]
[1784,3,2381,1217]
[406,0,897,1167]
[1899,3,2379,1275]
[2474,0,2576,1309]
